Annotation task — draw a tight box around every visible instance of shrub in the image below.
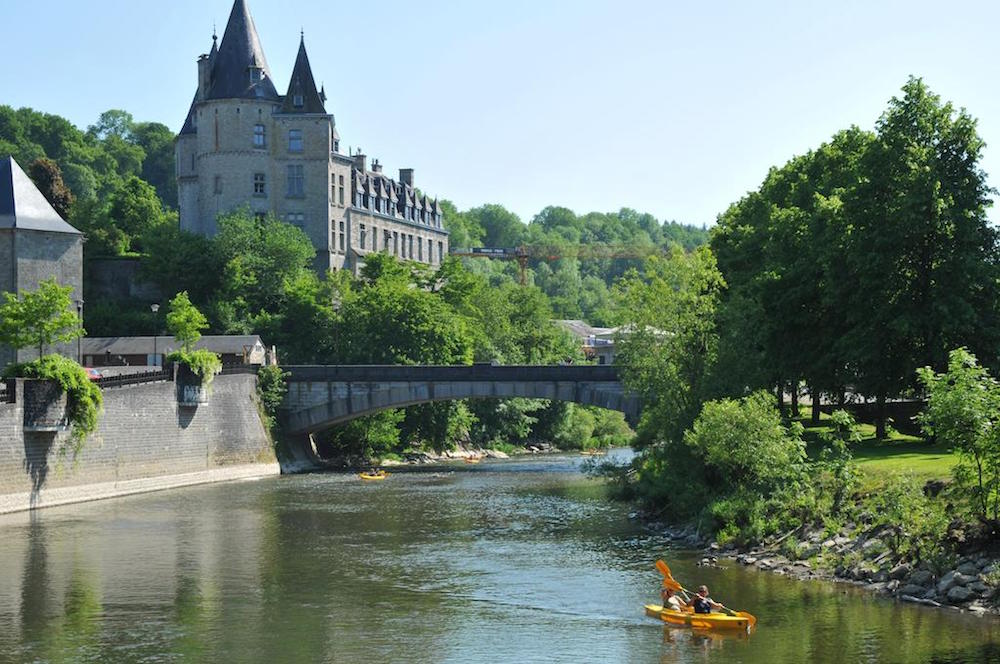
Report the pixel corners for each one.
[167,348,222,386]
[4,354,103,454]
[256,365,288,431]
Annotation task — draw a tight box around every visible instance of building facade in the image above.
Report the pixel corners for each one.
[175,0,448,274]
[0,156,83,369]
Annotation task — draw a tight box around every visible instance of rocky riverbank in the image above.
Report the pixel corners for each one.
[646,519,1000,616]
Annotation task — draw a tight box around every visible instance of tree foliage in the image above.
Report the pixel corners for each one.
[0,278,82,357]
[918,348,1000,522]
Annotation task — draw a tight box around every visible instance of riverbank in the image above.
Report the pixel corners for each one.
[649,519,1000,617]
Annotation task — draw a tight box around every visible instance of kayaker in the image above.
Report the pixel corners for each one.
[660,587,684,613]
[688,585,724,614]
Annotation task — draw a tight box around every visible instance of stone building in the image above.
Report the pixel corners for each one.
[0,156,84,368]
[176,0,448,274]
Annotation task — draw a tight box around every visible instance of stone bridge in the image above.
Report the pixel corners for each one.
[281,365,641,436]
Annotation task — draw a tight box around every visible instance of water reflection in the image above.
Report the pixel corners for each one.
[0,455,999,663]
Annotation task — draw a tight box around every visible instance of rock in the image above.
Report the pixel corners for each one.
[886,580,900,592]
[821,539,836,549]
[742,556,757,565]
[834,536,852,546]
[899,584,929,597]
[757,559,774,570]
[872,569,890,583]
[484,449,509,459]
[957,562,980,576]
[947,586,974,604]
[889,563,911,581]
[977,557,992,570]
[968,581,989,595]
[937,571,961,594]
[901,595,942,608]
[909,570,935,587]
[862,538,884,552]
[967,602,989,615]
[709,542,720,551]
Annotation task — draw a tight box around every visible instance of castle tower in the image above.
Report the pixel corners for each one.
[176,0,281,236]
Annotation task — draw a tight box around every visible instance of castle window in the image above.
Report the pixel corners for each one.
[253,173,266,196]
[339,176,345,205]
[418,236,423,262]
[287,165,304,197]
[214,175,222,195]
[285,212,305,227]
[253,124,266,147]
[384,230,392,253]
[439,241,444,262]
[288,129,303,152]
[249,66,262,84]
[372,227,378,250]
[333,139,340,152]
[360,224,367,248]
[339,221,345,253]
[409,234,414,259]
[294,94,304,108]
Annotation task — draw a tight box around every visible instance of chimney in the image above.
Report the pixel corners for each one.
[371,159,383,174]
[399,168,414,188]
[197,54,212,101]
[353,150,367,173]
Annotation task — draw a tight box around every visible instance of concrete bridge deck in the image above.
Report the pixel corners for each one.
[281,364,639,435]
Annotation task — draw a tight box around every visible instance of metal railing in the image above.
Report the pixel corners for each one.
[95,368,172,389]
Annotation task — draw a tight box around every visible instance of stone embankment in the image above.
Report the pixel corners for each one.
[648,520,1000,616]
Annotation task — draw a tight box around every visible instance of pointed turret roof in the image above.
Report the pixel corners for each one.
[281,35,327,114]
[0,157,81,234]
[206,0,279,101]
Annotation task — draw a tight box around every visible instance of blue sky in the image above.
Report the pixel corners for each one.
[2,0,998,226]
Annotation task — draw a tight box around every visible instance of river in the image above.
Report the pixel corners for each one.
[1,450,998,663]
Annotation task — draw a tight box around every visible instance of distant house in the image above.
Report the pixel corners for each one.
[0,156,83,369]
[81,335,269,368]
[554,320,618,365]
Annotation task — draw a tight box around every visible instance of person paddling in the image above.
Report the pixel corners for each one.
[688,585,724,614]
[660,586,686,613]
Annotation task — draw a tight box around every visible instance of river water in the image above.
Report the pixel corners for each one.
[1,450,999,663]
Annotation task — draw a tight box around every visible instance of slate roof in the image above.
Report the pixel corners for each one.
[0,156,81,234]
[281,37,327,114]
[82,335,265,356]
[206,0,279,101]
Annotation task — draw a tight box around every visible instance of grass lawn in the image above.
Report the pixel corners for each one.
[793,411,958,482]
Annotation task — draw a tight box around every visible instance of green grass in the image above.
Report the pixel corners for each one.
[793,411,958,482]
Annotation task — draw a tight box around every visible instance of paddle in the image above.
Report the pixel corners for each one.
[654,559,757,626]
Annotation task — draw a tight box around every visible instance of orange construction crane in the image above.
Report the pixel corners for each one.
[450,245,662,285]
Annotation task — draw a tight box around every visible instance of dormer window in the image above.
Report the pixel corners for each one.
[249,66,263,84]
[293,94,304,108]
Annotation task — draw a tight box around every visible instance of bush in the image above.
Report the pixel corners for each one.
[4,354,103,453]
[256,365,288,431]
[167,349,222,386]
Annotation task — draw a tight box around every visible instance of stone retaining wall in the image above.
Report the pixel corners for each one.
[0,373,279,514]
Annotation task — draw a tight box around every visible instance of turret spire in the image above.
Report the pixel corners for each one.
[205,0,279,101]
[281,35,326,114]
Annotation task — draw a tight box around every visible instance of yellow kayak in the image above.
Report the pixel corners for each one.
[464,457,481,464]
[359,471,388,481]
[644,604,753,631]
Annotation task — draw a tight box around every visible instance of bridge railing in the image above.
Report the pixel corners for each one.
[283,364,623,383]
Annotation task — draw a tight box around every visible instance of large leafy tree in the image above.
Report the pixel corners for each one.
[27,157,75,219]
[614,245,725,447]
[843,77,998,437]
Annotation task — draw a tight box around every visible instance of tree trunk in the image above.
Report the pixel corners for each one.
[837,389,845,408]
[810,384,821,424]
[790,382,799,418]
[875,391,887,440]
[775,382,784,417]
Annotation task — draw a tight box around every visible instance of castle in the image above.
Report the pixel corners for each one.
[175,0,448,274]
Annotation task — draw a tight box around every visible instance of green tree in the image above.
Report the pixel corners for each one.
[844,78,998,437]
[0,278,82,357]
[613,245,724,447]
[166,291,208,353]
[918,348,1000,522]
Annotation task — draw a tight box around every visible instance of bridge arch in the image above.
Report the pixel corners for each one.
[281,365,641,436]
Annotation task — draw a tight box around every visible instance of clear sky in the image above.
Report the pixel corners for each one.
[2,0,998,226]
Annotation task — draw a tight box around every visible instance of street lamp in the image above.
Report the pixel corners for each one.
[150,303,160,367]
[75,299,84,364]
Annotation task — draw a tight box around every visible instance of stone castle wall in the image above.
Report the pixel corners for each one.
[0,373,279,514]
